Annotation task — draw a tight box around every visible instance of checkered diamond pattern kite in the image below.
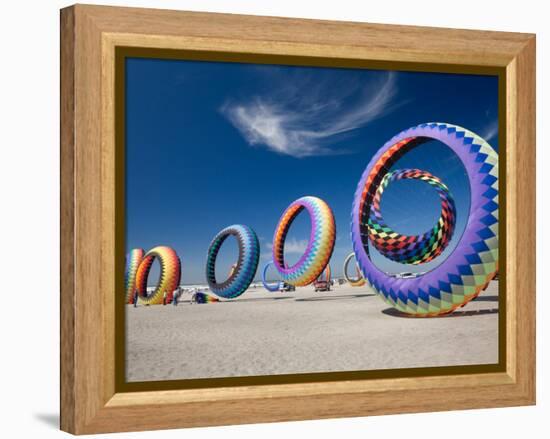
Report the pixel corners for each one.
[351,123,498,316]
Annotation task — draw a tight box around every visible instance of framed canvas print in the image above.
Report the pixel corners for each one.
[60,4,536,435]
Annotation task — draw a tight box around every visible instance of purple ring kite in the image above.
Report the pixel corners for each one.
[351,122,499,316]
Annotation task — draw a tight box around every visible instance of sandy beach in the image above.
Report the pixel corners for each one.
[126,281,499,382]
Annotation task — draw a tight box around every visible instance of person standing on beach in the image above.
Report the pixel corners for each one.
[163,291,167,305]
[172,290,178,306]
[133,290,138,308]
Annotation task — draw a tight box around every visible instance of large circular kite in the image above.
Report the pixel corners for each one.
[206,224,260,299]
[125,248,144,303]
[368,168,456,265]
[351,122,498,316]
[343,252,366,287]
[135,246,181,305]
[317,263,331,282]
[261,261,281,292]
[272,196,336,286]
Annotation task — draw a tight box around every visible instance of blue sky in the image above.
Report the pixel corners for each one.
[125,57,498,285]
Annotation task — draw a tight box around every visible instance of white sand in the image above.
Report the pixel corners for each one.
[126,281,499,382]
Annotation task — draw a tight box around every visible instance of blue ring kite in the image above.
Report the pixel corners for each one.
[261,261,281,292]
[206,224,260,299]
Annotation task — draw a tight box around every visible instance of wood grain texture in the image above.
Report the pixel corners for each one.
[507,36,536,397]
[60,6,75,434]
[82,3,531,66]
[60,4,536,434]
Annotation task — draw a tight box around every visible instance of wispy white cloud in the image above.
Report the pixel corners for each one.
[263,238,309,256]
[480,119,498,142]
[221,72,399,158]
[281,238,309,254]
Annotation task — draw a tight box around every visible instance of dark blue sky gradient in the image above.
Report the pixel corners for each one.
[125,58,498,285]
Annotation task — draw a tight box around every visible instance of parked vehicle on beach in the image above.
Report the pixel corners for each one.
[279,282,296,292]
[314,280,330,292]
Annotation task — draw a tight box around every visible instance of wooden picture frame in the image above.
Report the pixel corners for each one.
[60,4,536,434]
